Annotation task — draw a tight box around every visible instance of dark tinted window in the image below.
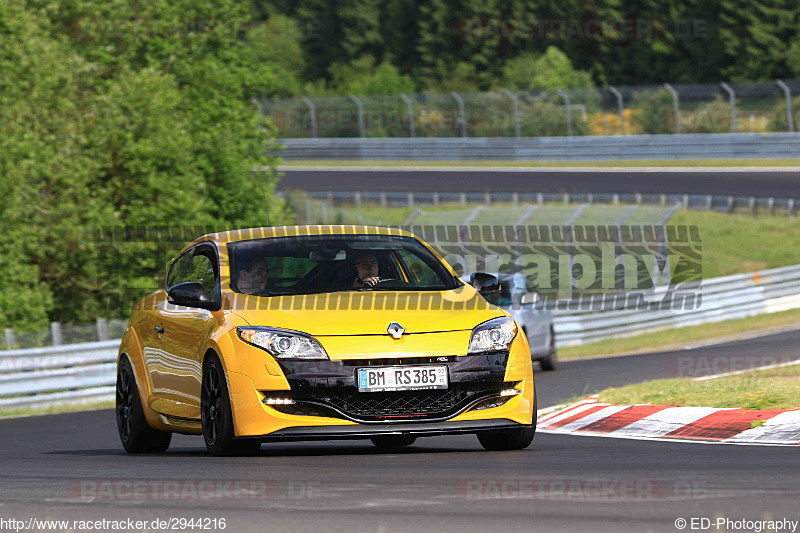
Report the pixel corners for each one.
[228,234,460,296]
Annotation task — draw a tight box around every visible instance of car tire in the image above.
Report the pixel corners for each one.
[538,327,557,371]
[201,353,261,457]
[116,356,172,454]
[476,389,536,451]
[477,425,535,451]
[370,435,416,450]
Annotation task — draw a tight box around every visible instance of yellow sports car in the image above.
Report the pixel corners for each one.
[116,226,536,456]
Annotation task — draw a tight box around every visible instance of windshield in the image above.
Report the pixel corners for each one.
[227,234,461,296]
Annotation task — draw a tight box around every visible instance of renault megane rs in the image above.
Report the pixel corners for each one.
[116,226,536,456]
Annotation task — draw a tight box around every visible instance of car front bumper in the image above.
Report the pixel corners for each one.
[227,348,534,439]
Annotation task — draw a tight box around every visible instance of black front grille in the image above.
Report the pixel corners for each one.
[283,381,514,422]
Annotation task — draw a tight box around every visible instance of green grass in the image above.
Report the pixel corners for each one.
[0,400,114,418]
[670,209,800,277]
[560,308,800,360]
[280,159,800,168]
[597,361,800,410]
[325,205,800,280]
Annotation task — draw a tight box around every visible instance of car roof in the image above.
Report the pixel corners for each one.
[178,225,420,256]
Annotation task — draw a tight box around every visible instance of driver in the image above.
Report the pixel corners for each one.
[353,253,381,288]
[238,255,270,294]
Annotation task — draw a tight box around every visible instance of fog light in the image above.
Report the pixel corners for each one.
[262,397,295,405]
[500,389,521,397]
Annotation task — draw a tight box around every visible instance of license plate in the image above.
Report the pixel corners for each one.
[357,365,448,392]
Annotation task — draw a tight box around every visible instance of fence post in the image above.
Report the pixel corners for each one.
[399,93,416,138]
[460,192,467,206]
[301,97,318,138]
[556,89,573,137]
[683,194,690,208]
[503,89,522,138]
[660,193,667,206]
[706,195,713,210]
[612,193,619,206]
[512,192,519,206]
[4,328,14,349]
[450,91,467,138]
[749,196,756,215]
[51,322,62,346]
[484,192,491,204]
[537,193,544,205]
[789,198,795,216]
[433,192,440,206]
[407,192,414,208]
[608,86,626,135]
[775,80,794,133]
[768,197,775,215]
[663,83,680,134]
[96,318,108,342]
[635,193,642,205]
[380,192,387,208]
[719,82,737,132]
[354,191,362,207]
[348,95,365,138]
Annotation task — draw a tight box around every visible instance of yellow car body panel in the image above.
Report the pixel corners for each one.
[118,225,536,441]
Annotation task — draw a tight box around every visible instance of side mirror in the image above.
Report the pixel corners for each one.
[469,273,501,304]
[168,282,217,310]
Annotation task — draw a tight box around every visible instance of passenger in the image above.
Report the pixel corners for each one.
[238,255,270,294]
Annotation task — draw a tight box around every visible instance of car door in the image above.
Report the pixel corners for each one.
[520,274,551,356]
[140,248,192,409]
[150,244,220,419]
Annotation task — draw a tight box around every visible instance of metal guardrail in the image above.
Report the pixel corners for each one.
[552,264,800,346]
[297,190,797,216]
[0,340,119,410]
[1,265,799,410]
[276,133,800,161]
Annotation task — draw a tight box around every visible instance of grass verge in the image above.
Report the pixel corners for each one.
[280,159,800,168]
[670,210,800,277]
[597,361,800,410]
[0,400,114,419]
[302,203,800,280]
[559,308,800,360]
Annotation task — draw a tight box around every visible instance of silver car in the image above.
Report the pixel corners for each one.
[468,271,557,371]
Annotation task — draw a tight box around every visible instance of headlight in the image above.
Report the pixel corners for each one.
[237,327,328,360]
[467,317,517,354]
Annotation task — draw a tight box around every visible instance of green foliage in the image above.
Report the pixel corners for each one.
[768,95,800,132]
[681,97,736,133]
[519,94,590,137]
[500,47,594,91]
[329,56,416,95]
[0,0,287,330]
[631,88,677,134]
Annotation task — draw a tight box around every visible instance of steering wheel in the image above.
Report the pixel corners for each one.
[372,278,414,288]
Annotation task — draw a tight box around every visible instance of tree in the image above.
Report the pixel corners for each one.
[499,47,594,90]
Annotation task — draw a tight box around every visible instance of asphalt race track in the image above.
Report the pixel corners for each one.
[1,330,799,533]
[278,167,800,198]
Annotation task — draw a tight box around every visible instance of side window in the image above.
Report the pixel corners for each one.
[183,250,218,299]
[265,256,316,286]
[396,250,440,286]
[166,251,192,289]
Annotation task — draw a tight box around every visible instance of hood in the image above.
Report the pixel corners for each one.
[226,287,506,336]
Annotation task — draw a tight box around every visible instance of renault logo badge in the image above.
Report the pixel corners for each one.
[387,322,405,339]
